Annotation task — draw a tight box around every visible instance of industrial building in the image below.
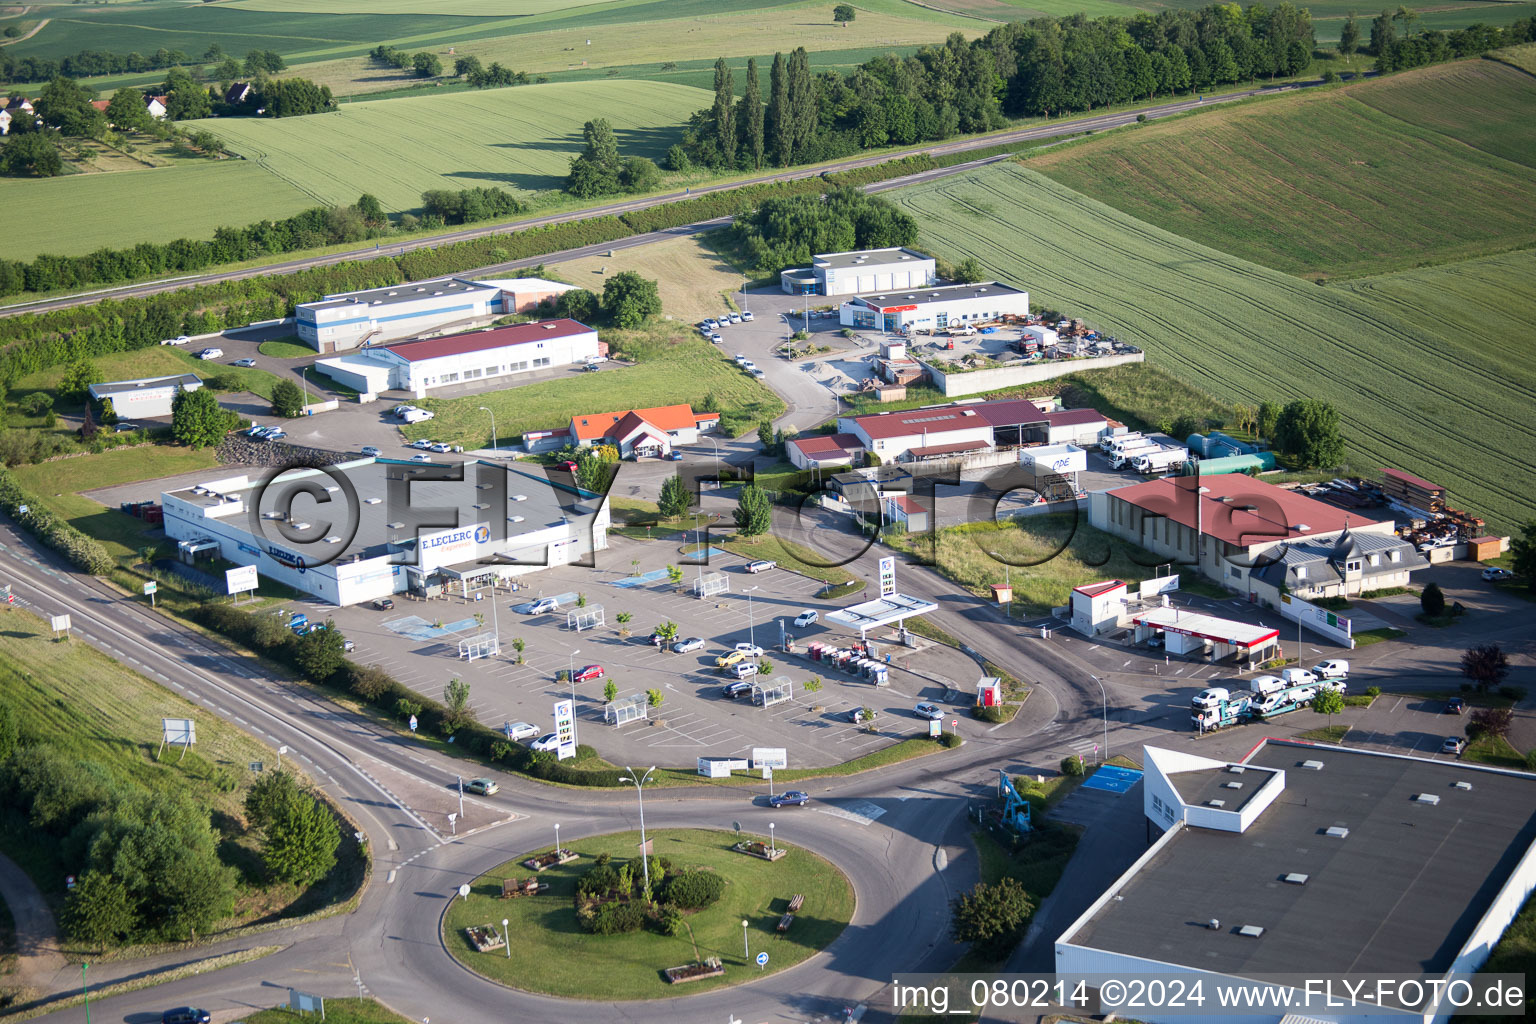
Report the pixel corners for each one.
[161,458,608,606]
[296,277,576,352]
[1057,739,1536,1024]
[1088,474,1426,601]
[837,281,1031,334]
[89,374,202,420]
[786,433,864,472]
[779,247,935,297]
[314,319,599,398]
[561,404,720,458]
[1069,580,1126,636]
[837,398,1107,463]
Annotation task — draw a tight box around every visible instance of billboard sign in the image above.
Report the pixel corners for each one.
[226,564,259,594]
[879,556,896,598]
[553,699,576,760]
[162,718,196,745]
[142,580,157,595]
[697,757,750,778]
[421,522,491,570]
[1139,575,1181,599]
[49,614,70,633]
[751,747,788,770]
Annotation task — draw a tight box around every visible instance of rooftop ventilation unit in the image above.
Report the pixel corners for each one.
[1238,925,1265,938]
[508,515,525,524]
[472,503,489,510]
[1414,793,1441,805]
[1296,523,1311,532]
[1226,765,1246,774]
[1223,781,1243,790]
[324,536,341,544]
[511,494,527,502]
[290,522,311,531]
[1206,799,1226,808]
[1325,826,1350,839]
[1453,781,1474,790]
[386,521,404,530]
[899,255,911,260]
[363,497,382,505]
[1282,873,1309,885]
[1301,759,1325,770]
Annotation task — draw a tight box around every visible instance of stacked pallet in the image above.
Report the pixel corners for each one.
[1381,468,1445,513]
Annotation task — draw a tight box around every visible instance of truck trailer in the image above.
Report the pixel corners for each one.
[1099,431,1143,453]
[1109,441,1162,469]
[1131,447,1190,475]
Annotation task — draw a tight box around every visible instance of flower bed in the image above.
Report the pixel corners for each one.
[732,840,786,862]
[522,849,579,871]
[665,958,725,984]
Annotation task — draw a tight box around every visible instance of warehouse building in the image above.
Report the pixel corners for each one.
[1089,474,1425,601]
[314,319,599,397]
[1057,739,1536,1024]
[837,281,1031,334]
[786,433,864,472]
[161,458,608,606]
[779,247,936,296]
[837,399,1106,463]
[297,277,576,352]
[89,374,202,420]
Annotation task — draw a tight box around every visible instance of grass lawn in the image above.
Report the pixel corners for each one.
[409,337,783,447]
[547,233,745,324]
[886,513,1163,615]
[244,999,411,1024]
[257,338,315,359]
[189,80,710,210]
[1463,732,1528,770]
[721,534,860,588]
[1490,40,1536,75]
[442,828,853,998]
[1353,626,1408,646]
[1460,889,1536,1024]
[14,346,286,402]
[894,160,1536,532]
[0,608,364,933]
[1025,59,1536,281]
[1297,724,1351,743]
[9,447,220,562]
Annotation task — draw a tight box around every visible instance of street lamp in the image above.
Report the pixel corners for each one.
[769,821,775,855]
[742,918,750,961]
[81,962,89,1024]
[706,436,722,474]
[555,822,561,856]
[502,917,511,959]
[744,586,759,650]
[568,650,579,702]
[618,766,656,895]
[478,405,498,454]
[1089,674,1109,763]
[300,366,311,409]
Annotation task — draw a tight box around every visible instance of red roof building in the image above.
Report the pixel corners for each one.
[384,320,592,362]
[787,432,864,470]
[566,403,716,456]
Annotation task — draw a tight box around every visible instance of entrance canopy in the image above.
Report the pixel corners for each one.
[826,593,938,635]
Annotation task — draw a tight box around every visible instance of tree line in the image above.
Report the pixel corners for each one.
[1365,12,1531,71]
[1,43,285,85]
[733,188,918,272]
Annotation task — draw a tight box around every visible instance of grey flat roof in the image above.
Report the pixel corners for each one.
[168,460,599,563]
[1168,764,1278,815]
[306,277,493,312]
[90,373,200,396]
[813,247,932,270]
[1067,740,1536,979]
[848,281,1026,305]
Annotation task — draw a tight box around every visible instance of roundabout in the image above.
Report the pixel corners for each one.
[441,828,854,999]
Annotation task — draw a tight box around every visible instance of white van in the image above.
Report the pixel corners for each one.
[402,409,435,424]
[1192,687,1230,709]
[1281,667,1318,688]
[1314,659,1350,680]
[1249,675,1285,696]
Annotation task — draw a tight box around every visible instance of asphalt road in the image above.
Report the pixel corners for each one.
[0,83,1318,320]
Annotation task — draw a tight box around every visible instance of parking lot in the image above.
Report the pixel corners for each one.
[309,532,979,768]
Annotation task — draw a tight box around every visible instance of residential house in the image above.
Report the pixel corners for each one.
[566,404,718,458]
[144,95,168,120]
[225,82,254,106]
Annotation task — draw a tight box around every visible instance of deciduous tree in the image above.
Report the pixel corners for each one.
[658,474,692,519]
[833,3,857,22]
[1311,687,1344,731]
[270,379,304,418]
[1508,521,1536,592]
[950,877,1034,954]
[601,270,661,328]
[1274,399,1344,469]
[1420,581,1445,617]
[1461,643,1510,693]
[171,388,225,449]
[733,484,772,537]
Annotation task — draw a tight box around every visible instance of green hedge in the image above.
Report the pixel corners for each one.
[0,466,115,574]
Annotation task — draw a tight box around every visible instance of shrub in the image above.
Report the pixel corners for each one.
[1365,685,1380,698]
[663,869,725,910]
[1061,754,1086,777]
[939,731,962,748]
[577,863,620,897]
[973,705,1008,723]
[594,851,611,866]
[585,900,645,935]
[1421,582,1446,617]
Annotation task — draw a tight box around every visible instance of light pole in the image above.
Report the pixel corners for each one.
[744,586,758,650]
[81,963,89,1024]
[478,405,498,454]
[568,650,578,703]
[618,766,656,895]
[1089,674,1109,762]
[769,821,775,855]
[742,918,750,961]
[502,918,510,958]
[555,822,561,856]
[706,436,722,474]
[300,366,310,410]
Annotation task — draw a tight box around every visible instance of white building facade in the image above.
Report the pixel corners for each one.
[780,247,936,296]
[296,277,577,352]
[89,374,202,419]
[838,281,1030,333]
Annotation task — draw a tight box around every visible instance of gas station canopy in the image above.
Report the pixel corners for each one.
[826,593,938,635]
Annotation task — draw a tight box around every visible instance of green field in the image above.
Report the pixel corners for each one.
[1026,60,1536,280]
[409,337,784,446]
[892,161,1536,531]
[442,828,853,998]
[15,345,287,402]
[1490,40,1536,73]
[0,160,316,262]
[188,79,709,210]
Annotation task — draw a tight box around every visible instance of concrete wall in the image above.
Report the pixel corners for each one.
[923,351,1144,397]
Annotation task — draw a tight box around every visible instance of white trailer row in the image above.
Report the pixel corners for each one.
[1190,662,1349,731]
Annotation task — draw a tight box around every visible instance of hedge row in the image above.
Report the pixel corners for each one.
[192,602,628,787]
[0,143,987,385]
[0,466,115,574]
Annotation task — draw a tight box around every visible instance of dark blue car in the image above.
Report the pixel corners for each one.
[769,791,809,807]
[162,1008,211,1024]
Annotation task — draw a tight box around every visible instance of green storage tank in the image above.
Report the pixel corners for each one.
[1182,452,1276,476]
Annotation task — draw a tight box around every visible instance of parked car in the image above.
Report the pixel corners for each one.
[703,318,719,330]
[1314,658,1350,679]
[531,733,561,752]
[667,450,684,461]
[672,636,705,654]
[721,679,754,699]
[750,368,765,377]
[715,649,749,668]
[162,1009,210,1024]
[768,790,809,807]
[264,429,286,441]
[741,311,755,322]
[527,597,559,615]
[410,453,433,462]
[847,707,873,723]
[914,702,944,721]
[402,409,434,423]
[160,336,191,346]
[734,353,748,363]
[793,610,818,628]
[734,643,765,657]
[728,312,742,324]
[1445,697,1466,715]
[430,442,453,453]
[372,597,394,611]
[505,721,538,741]
[648,631,669,647]
[197,347,223,360]
[232,357,257,367]
[710,333,723,344]
[582,362,602,371]
[556,460,578,472]
[1482,566,1514,581]
[408,438,433,450]
[733,661,760,679]
[463,777,499,796]
[746,559,776,573]
[1442,736,1466,755]
[360,446,382,458]
[740,360,757,372]
[342,639,355,653]
[572,664,604,682]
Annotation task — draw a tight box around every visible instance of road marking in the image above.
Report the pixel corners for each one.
[386,870,397,883]
[814,800,886,826]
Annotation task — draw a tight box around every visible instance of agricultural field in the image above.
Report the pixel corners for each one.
[1490,40,1536,73]
[187,79,710,210]
[0,159,316,261]
[892,161,1536,531]
[543,234,744,322]
[1025,60,1536,280]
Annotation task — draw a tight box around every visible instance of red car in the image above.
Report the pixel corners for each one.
[573,664,604,682]
[556,460,578,472]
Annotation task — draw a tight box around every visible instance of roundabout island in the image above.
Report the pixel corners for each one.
[442,829,855,999]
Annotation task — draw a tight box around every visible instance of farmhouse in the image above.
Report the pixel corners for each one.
[1057,739,1536,1024]
[0,109,9,135]
[779,247,936,296]
[144,95,167,120]
[88,374,202,420]
[1087,475,1426,601]
[314,319,598,397]
[838,281,1031,334]
[161,459,608,606]
[564,404,719,458]
[296,277,576,352]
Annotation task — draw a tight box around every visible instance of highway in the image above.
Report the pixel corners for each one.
[0,83,1315,319]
